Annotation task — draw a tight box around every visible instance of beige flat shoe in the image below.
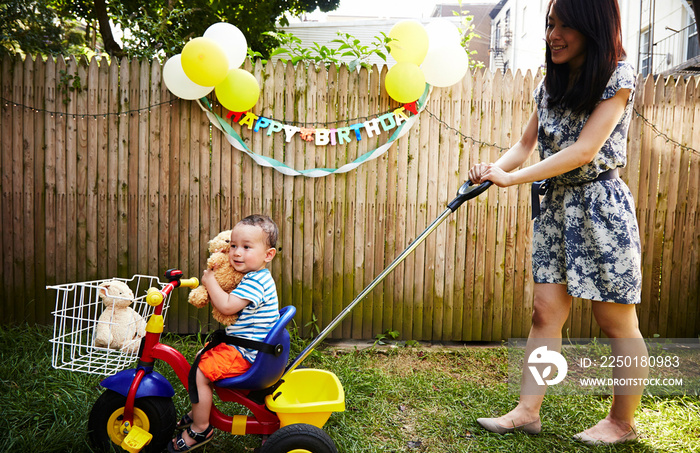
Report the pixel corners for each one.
[573,428,638,446]
[476,417,542,435]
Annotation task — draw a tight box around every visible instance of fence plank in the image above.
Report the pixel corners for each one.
[85,57,98,283]
[44,57,57,290]
[441,85,459,341]
[75,57,88,283]
[369,65,383,339]
[148,61,162,278]
[1,57,16,322]
[270,61,285,310]
[334,64,350,339]
[95,58,108,279]
[157,62,171,279]
[13,56,26,322]
[314,64,328,337]
[323,63,337,335]
[424,86,440,341]
[453,74,471,340]
[353,66,369,339]
[107,59,119,278]
[23,56,37,323]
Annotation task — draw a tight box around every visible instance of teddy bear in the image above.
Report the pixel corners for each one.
[187,229,244,325]
[94,280,146,354]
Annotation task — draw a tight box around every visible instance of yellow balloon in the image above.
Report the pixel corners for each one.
[181,37,229,87]
[384,62,426,104]
[215,69,260,112]
[388,20,429,65]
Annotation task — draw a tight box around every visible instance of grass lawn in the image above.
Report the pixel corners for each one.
[1,324,698,452]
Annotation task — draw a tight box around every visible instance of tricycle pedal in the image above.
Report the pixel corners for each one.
[120,425,153,452]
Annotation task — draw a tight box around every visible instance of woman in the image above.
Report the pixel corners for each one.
[469,0,648,445]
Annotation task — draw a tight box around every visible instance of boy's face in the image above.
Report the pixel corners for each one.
[228,224,276,274]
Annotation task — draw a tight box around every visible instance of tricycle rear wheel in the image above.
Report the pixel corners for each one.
[260,423,337,453]
[88,389,176,452]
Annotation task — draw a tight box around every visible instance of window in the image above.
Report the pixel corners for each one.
[494,20,501,50]
[688,22,699,60]
[640,29,651,76]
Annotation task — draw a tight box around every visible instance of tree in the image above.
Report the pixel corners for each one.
[51,0,341,59]
[0,0,86,57]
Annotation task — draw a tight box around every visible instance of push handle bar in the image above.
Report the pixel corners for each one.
[447,180,493,211]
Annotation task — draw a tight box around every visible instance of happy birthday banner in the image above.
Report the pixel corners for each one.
[198,85,431,177]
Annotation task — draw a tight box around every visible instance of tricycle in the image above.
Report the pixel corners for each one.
[49,180,491,452]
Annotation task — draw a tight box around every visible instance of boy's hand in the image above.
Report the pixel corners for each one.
[202,268,217,287]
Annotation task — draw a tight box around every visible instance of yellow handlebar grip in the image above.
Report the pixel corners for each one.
[146,287,164,306]
[180,277,199,289]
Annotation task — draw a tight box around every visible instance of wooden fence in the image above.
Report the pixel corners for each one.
[1,55,698,340]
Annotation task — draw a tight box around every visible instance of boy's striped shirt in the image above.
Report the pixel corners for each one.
[225,268,280,362]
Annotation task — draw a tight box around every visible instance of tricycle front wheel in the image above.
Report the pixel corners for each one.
[88,389,176,452]
[260,423,337,453]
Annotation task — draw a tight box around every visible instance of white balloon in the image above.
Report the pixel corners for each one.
[162,54,213,100]
[421,43,470,87]
[424,19,462,50]
[204,22,248,69]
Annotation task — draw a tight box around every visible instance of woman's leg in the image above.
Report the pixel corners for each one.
[484,283,572,428]
[578,301,648,441]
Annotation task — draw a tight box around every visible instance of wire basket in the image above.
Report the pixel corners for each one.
[49,274,170,376]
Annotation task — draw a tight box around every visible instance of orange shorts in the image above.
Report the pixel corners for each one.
[198,343,252,382]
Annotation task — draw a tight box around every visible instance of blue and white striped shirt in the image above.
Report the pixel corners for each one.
[225,268,279,362]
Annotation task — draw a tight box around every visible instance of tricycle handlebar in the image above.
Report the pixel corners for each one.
[146,271,198,306]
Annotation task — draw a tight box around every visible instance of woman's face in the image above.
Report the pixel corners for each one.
[546,7,587,71]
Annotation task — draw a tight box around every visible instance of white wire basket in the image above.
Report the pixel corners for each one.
[49,274,171,376]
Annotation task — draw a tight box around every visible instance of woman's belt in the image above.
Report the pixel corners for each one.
[530,168,619,219]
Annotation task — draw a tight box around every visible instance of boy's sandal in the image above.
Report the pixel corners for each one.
[168,425,214,452]
[175,413,194,430]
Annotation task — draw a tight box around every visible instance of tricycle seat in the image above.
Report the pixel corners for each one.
[215,305,295,391]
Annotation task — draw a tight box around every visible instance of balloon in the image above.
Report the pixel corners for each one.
[204,22,248,69]
[424,19,462,50]
[215,69,260,112]
[181,37,229,87]
[384,62,426,103]
[162,54,213,99]
[387,20,429,65]
[421,43,470,87]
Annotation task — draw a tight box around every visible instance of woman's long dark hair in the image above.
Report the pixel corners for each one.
[544,0,626,114]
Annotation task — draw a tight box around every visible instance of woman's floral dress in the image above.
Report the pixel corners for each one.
[532,61,641,304]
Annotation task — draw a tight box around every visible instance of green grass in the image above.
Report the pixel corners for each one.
[1,324,699,452]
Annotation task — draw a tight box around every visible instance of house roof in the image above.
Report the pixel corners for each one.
[489,0,508,19]
[430,3,498,19]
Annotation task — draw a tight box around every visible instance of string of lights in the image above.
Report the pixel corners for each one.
[0,95,392,127]
[632,109,699,156]
[0,95,177,118]
[1,95,697,156]
[425,105,700,157]
[423,107,509,152]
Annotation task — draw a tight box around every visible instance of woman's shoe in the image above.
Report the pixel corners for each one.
[573,428,638,446]
[476,417,542,435]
